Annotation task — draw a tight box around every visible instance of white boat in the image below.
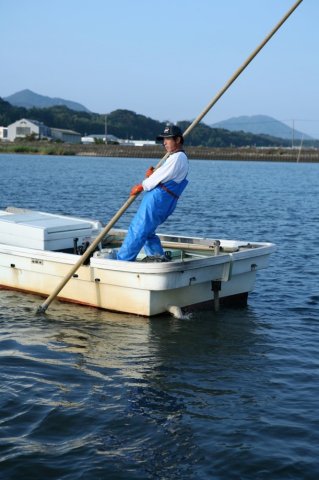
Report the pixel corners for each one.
[0,207,275,317]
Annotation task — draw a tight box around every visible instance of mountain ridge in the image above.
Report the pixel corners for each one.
[4,89,90,113]
[4,91,312,141]
[211,115,311,141]
[2,92,318,147]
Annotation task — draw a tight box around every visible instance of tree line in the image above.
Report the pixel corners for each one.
[0,97,297,147]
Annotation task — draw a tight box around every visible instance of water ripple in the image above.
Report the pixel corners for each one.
[1,156,319,478]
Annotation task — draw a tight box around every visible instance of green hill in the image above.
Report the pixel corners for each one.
[0,97,295,147]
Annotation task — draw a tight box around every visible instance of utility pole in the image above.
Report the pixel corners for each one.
[292,119,295,149]
[105,115,108,144]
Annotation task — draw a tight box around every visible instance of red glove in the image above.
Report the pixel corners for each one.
[130,184,143,196]
[145,166,155,178]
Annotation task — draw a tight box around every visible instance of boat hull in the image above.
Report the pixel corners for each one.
[0,208,275,316]
[0,241,273,316]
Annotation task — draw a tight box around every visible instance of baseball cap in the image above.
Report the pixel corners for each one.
[156,125,183,141]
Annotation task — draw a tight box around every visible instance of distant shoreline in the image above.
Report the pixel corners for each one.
[0,142,318,163]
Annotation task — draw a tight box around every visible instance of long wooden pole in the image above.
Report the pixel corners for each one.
[37,0,303,314]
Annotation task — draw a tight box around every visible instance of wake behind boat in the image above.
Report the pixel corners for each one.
[0,207,275,316]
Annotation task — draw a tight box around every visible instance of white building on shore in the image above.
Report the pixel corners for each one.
[0,127,8,141]
[126,140,156,146]
[81,134,120,144]
[50,127,81,144]
[7,119,51,142]
[6,118,81,143]
[81,134,157,146]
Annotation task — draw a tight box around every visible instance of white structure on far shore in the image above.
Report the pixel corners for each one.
[4,119,157,146]
[0,127,8,141]
[81,134,120,144]
[6,118,81,144]
[7,119,50,142]
[81,135,156,146]
[127,140,156,146]
[50,127,81,143]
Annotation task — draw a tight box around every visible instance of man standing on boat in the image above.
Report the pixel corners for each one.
[117,125,189,262]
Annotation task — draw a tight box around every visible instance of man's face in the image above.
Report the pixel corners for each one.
[163,136,181,153]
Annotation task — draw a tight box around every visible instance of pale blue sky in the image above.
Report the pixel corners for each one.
[2,0,318,137]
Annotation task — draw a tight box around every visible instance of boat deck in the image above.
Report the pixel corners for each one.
[0,208,276,316]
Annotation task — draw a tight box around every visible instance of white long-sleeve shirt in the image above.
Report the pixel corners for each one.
[142,150,188,192]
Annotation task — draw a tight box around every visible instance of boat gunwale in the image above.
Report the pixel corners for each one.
[0,240,276,274]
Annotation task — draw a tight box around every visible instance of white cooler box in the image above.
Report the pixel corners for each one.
[0,211,101,251]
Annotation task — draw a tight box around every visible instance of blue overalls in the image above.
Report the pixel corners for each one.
[117,178,188,261]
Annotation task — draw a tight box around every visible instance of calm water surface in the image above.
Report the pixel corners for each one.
[0,154,318,479]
